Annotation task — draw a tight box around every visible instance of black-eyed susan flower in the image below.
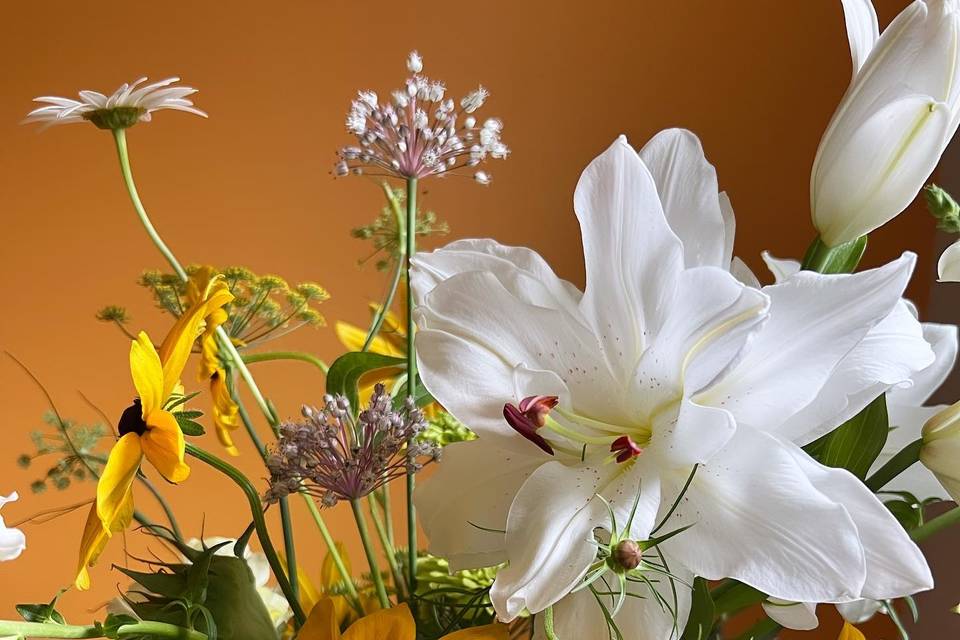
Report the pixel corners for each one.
[75,285,232,589]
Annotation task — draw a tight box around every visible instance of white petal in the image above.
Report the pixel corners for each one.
[761,251,801,283]
[615,559,693,640]
[762,600,819,631]
[719,192,736,268]
[837,599,884,624]
[639,129,727,268]
[841,0,880,78]
[574,136,684,381]
[889,321,958,406]
[880,404,952,500]
[661,428,867,603]
[786,447,933,599]
[0,528,25,562]
[246,552,271,588]
[938,238,960,281]
[701,254,915,433]
[416,439,544,571]
[774,299,934,445]
[729,256,761,289]
[532,583,608,640]
[491,461,610,620]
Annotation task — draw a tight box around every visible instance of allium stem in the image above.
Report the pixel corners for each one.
[362,182,407,352]
[302,493,364,615]
[404,177,419,598]
[242,350,329,374]
[351,499,392,609]
[368,494,406,599]
[185,443,306,626]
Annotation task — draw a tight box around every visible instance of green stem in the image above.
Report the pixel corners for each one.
[229,367,268,456]
[0,620,207,639]
[404,176,419,599]
[136,475,184,541]
[733,617,781,640]
[362,182,407,352]
[543,605,560,640]
[116,622,207,639]
[800,235,868,274]
[911,505,960,542]
[712,582,766,617]
[278,497,300,604]
[302,494,364,615]
[382,485,395,548]
[242,351,329,374]
[368,494,406,600]
[351,499,391,609]
[185,443,306,626]
[866,438,923,492]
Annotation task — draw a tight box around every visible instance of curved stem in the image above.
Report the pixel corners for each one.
[302,494,364,615]
[404,177,419,598]
[362,182,407,352]
[242,351,329,375]
[185,443,306,625]
[136,475,184,541]
[912,505,960,542]
[866,438,923,492]
[543,605,559,640]
[351,499,391,609]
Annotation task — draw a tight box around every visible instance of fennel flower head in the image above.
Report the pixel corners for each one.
[334,51,508,184]
[265,384,439,507]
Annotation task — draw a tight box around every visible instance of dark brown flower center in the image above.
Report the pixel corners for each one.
[118,398,148,437]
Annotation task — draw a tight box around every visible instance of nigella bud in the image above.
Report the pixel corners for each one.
[612,539,642,571]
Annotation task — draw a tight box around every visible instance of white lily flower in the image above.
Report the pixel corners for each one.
[413,131,933,639]
[938,238,960,281]
[812,0,960,246]
[0,493,25,562]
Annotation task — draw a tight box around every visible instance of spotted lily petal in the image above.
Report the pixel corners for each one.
[141,410,190,483]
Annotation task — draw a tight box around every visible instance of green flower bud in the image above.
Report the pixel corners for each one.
[924,184,960,233]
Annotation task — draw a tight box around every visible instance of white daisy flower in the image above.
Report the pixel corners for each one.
[23,77,207,130]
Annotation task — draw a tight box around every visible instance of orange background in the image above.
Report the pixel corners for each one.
[0,0,957,637]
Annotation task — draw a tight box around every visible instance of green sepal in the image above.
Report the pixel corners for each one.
[326,351,405,413]
[102,614,138,639]
[16,588,67,624]
[800,235,868,274]
[681,577,715,640]
[804,395,889,479]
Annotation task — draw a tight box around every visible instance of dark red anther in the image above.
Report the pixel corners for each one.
[610,436,643,463]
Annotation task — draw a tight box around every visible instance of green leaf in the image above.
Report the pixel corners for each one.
[325,351,406,413]
[681,577,715,640]
[800,235,868,274]
[165,391,202,412]
[393,374,435,410]
[175,410,204,420]
[16,603,65,624]
[102,613,138,638]
[805,395,889,479]
[175,414,205,437]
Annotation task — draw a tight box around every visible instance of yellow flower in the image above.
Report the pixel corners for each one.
[289,542,380,629]
[838,622,865,640]
[297,600,507,640]
[188,267,242,456]
[75,285,232,590]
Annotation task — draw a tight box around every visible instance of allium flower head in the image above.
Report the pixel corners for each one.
[23,77,206,130]
[265,384,438,506]
[335,51,508,183]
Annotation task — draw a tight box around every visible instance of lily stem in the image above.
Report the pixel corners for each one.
[543,605,560,640]
[242,350,329,374]
[302,493,365,615]
[362,181,407,352]
[351,499,392,609]
[911,505,960,542]
[865,438,923,492]
[404,176,419,601]
[185,443,306,625]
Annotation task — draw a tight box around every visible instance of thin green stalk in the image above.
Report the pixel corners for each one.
[0,619,207,639]
[116,622,208,639]
[866,438,923,492]
[543,605,560,640]
[911,505,960,542]
[368,494,406,599]
[185,443,306,626]
[137,475,184,541]
[734,617,781,640]
[351,499,391,609]
[302,493,364,615]
[242,351,329,374]
[362,181,407,352]
[381,485,396,548]
[404,176,419,598]
[279,497,300,604]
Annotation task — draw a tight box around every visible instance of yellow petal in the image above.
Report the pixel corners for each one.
[442,624,510,640]
[141,410,190,483]
[336,319,405,358]
[298,598,342,640]
[77,487,133,590]
[343,604,415,640]
[130,332,164,416]
[96,434,142,532]
[210,372,240,456]
[321,541,353,590]
[838,622,866,640]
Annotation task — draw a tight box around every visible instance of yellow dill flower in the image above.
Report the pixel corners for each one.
[75,284,233,589]
[298,600,506,640]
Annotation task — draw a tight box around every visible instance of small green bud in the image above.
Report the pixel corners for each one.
[296,283,330,301]
[924,184,960,233]
[611,539,642,572]
[30,480,46,494]
[16,455,31,469]
[83,106,144,130]
[96,305,130,323]
[54,476,70,490]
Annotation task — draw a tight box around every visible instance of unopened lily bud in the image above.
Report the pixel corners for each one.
[612,539,642,571]
[920,400,960,502]
[924,184,960,232]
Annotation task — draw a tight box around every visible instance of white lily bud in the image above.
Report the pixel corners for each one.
[920,400,960,502]
[811,0,960,246]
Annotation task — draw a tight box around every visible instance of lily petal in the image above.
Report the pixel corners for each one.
[130,332,164,416]
[879,404,951,500]
[890,322,959,406]
[762,600,819,631]
[141,410,190,483]
[938,238,960,281]
[96,433,143,532]
[841,0,879,78]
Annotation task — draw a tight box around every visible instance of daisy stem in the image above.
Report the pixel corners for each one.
[185,443,306,626]
[302,493,365,615]
[362,182,407,352]
[368,494,406,600]
[242,350,329,374]
[111,128,302,609]
[911,505,960,542]
[351,499,392,609]
[404,177,419,600]
[865,438,923,492]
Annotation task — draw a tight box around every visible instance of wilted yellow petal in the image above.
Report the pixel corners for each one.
[343,604,415,640]
[141,410,190,483]
[297,598,341,640]
[838,622,866,640]
[96,434,142,532]
[442,624,510,640]
[130,332,164,416]
[77,487,133,590]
